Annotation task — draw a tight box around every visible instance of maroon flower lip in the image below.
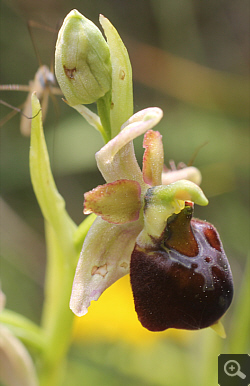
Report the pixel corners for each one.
[130,205,234,332]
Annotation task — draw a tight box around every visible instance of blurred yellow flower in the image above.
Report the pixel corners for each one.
[72,274,194,346]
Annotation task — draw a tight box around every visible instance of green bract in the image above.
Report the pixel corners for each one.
[55,9,112,106]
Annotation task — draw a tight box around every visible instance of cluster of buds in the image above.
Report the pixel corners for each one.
[55,10,233,333]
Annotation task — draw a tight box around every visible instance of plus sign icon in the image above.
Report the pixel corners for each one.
[218,354,250,386]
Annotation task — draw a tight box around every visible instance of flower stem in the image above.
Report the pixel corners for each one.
[97,91,112,143]
[38,221,77,386]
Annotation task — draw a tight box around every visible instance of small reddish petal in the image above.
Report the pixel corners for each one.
[84,179,141,224]
[142,130,164,186]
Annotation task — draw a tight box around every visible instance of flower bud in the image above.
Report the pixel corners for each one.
[55,9,112,106]
[130,204,233,331]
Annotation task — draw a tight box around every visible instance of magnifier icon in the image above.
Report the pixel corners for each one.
[224,360,246,379]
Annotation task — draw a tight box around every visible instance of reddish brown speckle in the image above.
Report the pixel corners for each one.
[119,69,125,80]
[204,226,222,251]
[63,65,76,79]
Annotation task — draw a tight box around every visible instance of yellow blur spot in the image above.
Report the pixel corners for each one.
[72,274,193,346]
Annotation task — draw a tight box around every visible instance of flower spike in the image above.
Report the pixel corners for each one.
[61,10,234,333]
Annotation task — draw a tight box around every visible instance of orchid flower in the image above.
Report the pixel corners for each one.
[0,8,235,386]
[54,10,233,333]
[69,107,212,318]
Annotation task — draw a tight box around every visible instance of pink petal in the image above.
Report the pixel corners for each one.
[142,130,164,186]
[162,166,202,186]
[84,179,141,224]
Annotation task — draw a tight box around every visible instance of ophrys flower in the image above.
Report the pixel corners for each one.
[69,107,221,328]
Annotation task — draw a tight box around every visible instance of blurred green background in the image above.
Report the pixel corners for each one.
[0,0,249,385]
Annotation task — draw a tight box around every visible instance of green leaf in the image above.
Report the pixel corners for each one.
[0,309,44,352]
[29,93,77,252]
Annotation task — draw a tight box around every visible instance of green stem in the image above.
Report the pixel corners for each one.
[97,91,112,143]
[73,213,96,254]
[38,221,77,386]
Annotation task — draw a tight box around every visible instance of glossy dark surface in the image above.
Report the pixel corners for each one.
[130,205,234,331]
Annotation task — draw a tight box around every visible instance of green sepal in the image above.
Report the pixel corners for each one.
[100,15,133,138]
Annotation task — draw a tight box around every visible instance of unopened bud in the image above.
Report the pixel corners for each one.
[55,9,112,106]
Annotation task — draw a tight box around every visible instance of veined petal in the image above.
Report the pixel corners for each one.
[162,166,202,186]
[84,179,141,224]
[142,130,164,186]
[95,107,163,184]
[70,216,142,316]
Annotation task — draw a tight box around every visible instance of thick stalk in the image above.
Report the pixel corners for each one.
[38,221,77,386]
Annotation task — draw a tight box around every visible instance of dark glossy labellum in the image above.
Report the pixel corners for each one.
[130,205,233,331]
